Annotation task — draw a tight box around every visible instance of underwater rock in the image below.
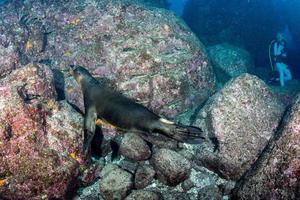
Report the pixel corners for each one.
[99,166,133,200]
[64,76,85,113]
[99,164,120,179]
[46,100,83,159]
[144,166,230,200]
[150,148,191,186]
[119,159,139,174]
[119,133,151,161]
[79,160,105,187]
[207,43,254,83]
[233,94,300,199]
[125,190,162,200]
[197,185,222,200]
[0,0,216,117]
[194,74,285,180]
[134,164,156,189]
[74,179,102,200]
[161,191,190,200]
[182,166,234,199]
[0,44,18,77]
[0,63,83,199]
[68,2,216,118]
[7,63,57,102]
[269,80,300,107]
[140,133,178,150]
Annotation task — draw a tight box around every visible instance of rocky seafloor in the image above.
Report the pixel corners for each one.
[0,0,299,200]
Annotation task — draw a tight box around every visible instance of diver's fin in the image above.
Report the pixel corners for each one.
[156,118,204,144]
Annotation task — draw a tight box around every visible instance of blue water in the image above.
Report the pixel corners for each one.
[175,0,300,79]
[0,0,8,5]
[167,0,187,16]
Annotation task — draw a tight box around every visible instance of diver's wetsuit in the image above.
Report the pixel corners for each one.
[272,40,292,87]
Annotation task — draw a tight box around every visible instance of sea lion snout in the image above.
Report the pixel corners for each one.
[69,64,79,75]
[69,65,87,84]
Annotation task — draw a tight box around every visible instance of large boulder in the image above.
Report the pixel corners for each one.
[134,164,155,189]
[119,133,151,161]
[150,148,191,186]
[100,166,133,200]
[233,94,300,199]
[0,0,216,118]
[194,74,285,180]
[207,43,254,83]
[64,1,215,117]
[0,64,83,199]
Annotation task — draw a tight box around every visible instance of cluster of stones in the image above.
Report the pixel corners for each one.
[75,134,195,199]
[75,69,300,200]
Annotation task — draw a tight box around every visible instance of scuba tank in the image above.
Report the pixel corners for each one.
[269,40,275,71]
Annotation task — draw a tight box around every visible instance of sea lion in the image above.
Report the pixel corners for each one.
[70,65,204,154]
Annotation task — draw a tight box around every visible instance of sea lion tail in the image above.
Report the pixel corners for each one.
[157,118,204,144]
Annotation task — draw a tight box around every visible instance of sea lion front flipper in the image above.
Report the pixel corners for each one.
[83,106,97,154]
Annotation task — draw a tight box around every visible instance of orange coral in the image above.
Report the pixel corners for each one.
[63,51,72,57]
[0,178,7,187]
[69,18,80,26]
[25,40,33,50]
[69,152,78,160]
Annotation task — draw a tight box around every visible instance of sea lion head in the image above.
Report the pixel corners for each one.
[69,65,91,84]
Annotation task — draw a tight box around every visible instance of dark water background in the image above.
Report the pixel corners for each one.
[167,0,300,79]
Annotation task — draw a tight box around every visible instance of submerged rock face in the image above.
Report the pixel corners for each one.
[63,1,216,117]
[197,185,223,200]
[0,64,83,199]
[125,190,162,200]
[151,148,191,186]
[119,133,151,161]
[234,95,300,199]
[195,74,285,180]
[100,166,133,200]
[0,44,18,77]
[207,43,254,83]
[0,0,216,118]
[134,164,155,189]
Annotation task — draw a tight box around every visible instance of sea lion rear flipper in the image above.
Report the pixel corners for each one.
[156,119,205,144]
[83,106,97,154]
[175,125,205,144]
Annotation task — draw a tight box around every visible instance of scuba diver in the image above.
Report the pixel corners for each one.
[269,32,292,87]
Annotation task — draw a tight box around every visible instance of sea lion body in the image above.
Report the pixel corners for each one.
[70,65,204,154]
[88,84,160,133]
